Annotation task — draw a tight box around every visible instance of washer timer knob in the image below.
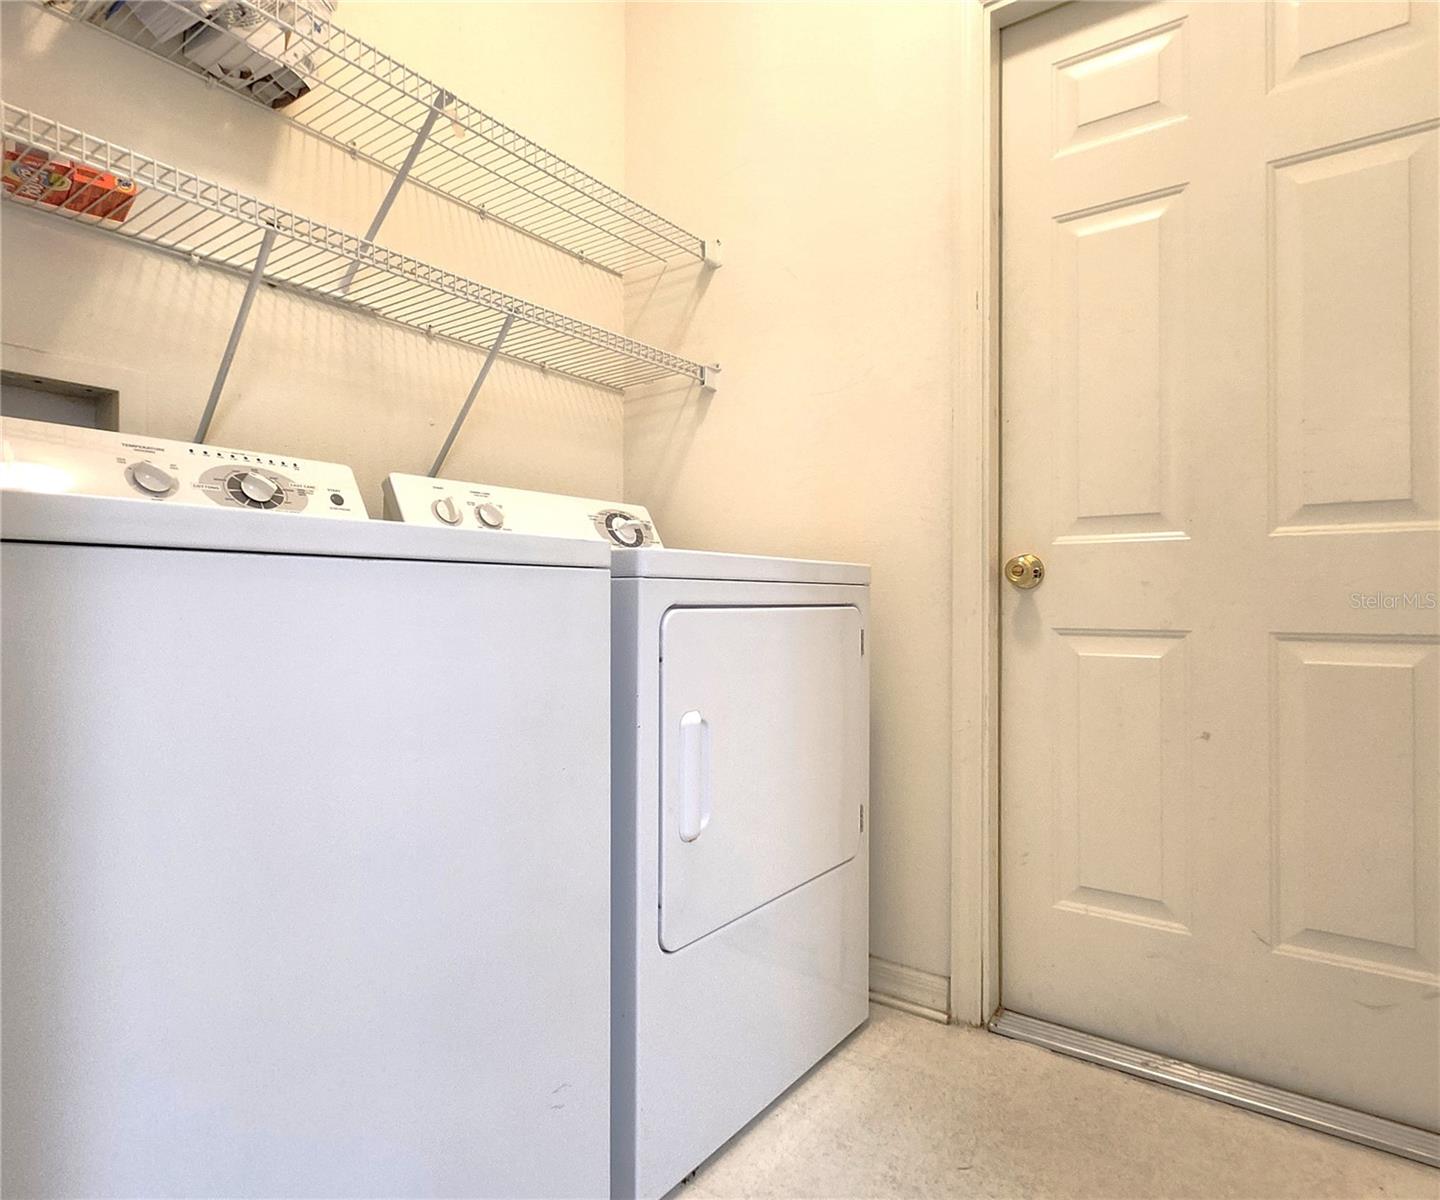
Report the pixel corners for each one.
[432,496,462,525]
[238,471,279,504]
[477,502,504,529]
[126,461,178,497]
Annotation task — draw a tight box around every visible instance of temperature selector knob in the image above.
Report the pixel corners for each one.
[126,461,178,497]
[432,496,462,525]
[476,502,504,529]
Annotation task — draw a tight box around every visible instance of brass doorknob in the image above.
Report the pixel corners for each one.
[1005,553,1044,589]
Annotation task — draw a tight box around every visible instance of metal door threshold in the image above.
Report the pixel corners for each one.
[988,1010,1439,1168]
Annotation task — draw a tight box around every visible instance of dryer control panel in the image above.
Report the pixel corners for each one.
[383,472,662,548]
[0,417,367,518]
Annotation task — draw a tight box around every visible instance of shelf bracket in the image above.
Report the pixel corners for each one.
[338,88,452,297]
[194,226,277,444]
[428,311,517,478]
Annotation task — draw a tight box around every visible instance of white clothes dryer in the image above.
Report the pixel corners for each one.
[385,473,871,1200]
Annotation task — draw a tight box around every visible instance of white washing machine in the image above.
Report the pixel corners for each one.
[386,473,871,1200]
[1,421,612,1199]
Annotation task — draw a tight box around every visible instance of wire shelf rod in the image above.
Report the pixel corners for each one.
[41,0,709,273]
[3,103,709,392]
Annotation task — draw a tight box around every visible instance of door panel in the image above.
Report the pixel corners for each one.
[1271,126,1436,530]
[1000,0,1439,1130]
[659,606,865,952]
[1273,637,1438,981]
[1053,630,1192,933]
[1053,18,1186,155]
[1056,187,1188,539]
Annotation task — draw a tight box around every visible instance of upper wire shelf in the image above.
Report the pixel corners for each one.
[2,104,711,392]
[41,0,713,274]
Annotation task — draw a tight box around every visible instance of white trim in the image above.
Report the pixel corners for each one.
[990,1011,1440,1168]
[951,0,1071,1027]
[869,957,949,1024]
[981,0,1070,26]
[953,2,1437,1161]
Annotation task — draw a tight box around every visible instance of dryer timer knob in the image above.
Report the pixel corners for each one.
[604,511,646,548]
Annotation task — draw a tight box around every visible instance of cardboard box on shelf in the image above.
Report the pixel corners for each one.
[128,0,214,44]
[3,145,74,207]
[3,143,140,223]
[181,0,337,108]
[65,164,140,222]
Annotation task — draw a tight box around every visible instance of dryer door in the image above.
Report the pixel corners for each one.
[659,604,866,952]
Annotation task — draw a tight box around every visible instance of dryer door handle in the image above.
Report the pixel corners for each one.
[679,710,712,843]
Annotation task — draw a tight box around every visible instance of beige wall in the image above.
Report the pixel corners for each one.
[624,2,962,981]
[0,1,627,512]
[2,0,963,990]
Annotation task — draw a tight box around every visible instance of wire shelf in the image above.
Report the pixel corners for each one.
[2,104,710,392]
[42,0,710,274]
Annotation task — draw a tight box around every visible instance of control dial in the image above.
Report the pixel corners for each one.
[603,511,647,548]
[432,496,462,525]
[225,469,285,510]
[476,501,504,529]
[125,461,178,498]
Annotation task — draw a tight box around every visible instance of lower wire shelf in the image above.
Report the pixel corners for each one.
[1,103,712,394]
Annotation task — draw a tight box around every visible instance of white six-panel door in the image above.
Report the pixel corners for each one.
[999,1,1438,1129]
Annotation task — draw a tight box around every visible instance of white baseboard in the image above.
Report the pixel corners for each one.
[868,956,949,1024]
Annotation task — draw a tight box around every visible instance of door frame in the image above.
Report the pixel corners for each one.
[946,7,1440,1165]
[948,0,1068,1026]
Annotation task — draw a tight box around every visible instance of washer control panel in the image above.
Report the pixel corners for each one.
[0,417,367,518]
[382,472,662,548]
